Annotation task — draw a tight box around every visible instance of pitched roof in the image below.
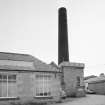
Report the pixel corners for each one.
[0,52,35,62]
[84,76,105,83]
[0,52,59,72]
[33,59,59,72]
[84,75,97,80]
[49,61,59,69]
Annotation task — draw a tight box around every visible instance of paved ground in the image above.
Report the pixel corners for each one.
[56,94,105,105]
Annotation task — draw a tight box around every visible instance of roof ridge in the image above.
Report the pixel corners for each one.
[0,52,33,57]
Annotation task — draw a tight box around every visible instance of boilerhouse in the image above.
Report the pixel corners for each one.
[0,7,85,102]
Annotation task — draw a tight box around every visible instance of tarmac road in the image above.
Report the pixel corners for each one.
[56,94,105,105]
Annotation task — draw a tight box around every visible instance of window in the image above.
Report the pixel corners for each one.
[35,73,51,97]
[0,74,17,98]
[77,76,80,87]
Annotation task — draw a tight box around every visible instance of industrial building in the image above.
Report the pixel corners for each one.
[58,7,85,97]
[85,74,105,95]
[59,62,85,97]
[0,7,85,102]
[0,52,61,101]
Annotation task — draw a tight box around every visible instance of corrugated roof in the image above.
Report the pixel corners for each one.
[0,52,59,72]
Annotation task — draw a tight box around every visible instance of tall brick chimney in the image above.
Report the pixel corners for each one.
[58,7,69,64]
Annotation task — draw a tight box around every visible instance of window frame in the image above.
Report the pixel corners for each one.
[76,76,81,87]
[35,73,52,97]
[0,73,17,98]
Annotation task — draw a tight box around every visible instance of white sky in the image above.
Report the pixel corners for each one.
[0,0,105,76]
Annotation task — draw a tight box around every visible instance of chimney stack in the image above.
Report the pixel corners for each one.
[58,7,69,64]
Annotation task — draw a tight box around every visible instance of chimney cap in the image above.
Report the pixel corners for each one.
[59,7,66,12]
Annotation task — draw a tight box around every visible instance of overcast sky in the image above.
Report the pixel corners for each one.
[0,0,105,76]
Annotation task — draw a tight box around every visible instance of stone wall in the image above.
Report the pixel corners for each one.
[17,71,61,100]
[59,62,85,97]
[17,72,34,98]
[63,66,84,96]
[0,70,61,101]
